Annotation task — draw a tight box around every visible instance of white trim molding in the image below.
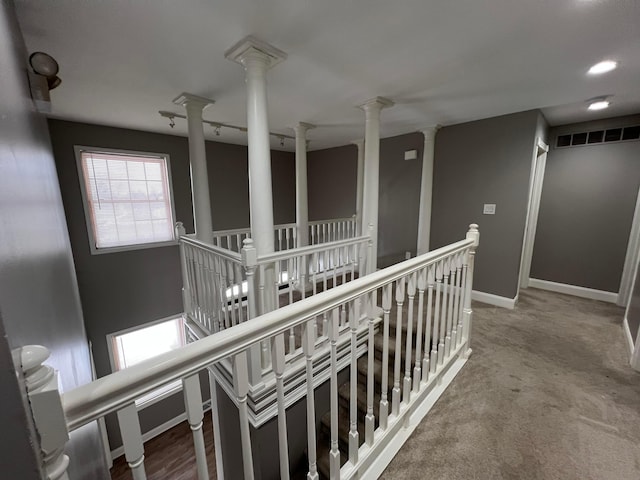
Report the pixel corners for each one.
[618,185,640,306]
[622,316,635,356]
[529,278,619,304]
[471,290,517,310]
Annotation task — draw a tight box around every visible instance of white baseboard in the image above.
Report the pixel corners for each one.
[471,290,517,309]
[623,316,635,357]
[110,402,211,461]
[528,278,619,304]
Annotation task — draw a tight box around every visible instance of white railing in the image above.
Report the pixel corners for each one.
[212,216,358,253]
[22,224,478,480]
[309,217,358,245]
[179,221,370,341]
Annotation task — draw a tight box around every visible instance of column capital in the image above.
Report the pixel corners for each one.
[420,125,441,141]
[225,36,287,70]
[292,122,316,136]
[172,92,215,113]
[357,96,395,113]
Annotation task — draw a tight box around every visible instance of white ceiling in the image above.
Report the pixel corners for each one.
[15,0,640,151]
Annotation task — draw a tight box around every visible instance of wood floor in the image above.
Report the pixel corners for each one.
[110,412,217,480]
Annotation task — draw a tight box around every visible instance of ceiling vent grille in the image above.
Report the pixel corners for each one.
[556,125,640,149]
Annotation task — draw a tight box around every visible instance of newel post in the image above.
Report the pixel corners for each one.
[242,238,266,385]
[462,224,480,357]
[21,345,71,480]
[175,222,191,316]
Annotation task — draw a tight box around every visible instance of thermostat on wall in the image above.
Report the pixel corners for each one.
[483,204,496,215]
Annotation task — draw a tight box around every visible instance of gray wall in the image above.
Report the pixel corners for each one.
[378,132,424,266]
[0,2,108,478]
[531,115,640,293]
[431,110,544,299]
[308,144,358,221]
[48,119,295,449]
[308,132,424,267]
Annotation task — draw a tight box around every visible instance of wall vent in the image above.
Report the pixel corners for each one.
[556,124,640,149]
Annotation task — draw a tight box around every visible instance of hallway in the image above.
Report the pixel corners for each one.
[381,289,640,480]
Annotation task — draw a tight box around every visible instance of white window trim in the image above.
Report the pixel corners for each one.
[74,145,178,255]
[106,314,185,410]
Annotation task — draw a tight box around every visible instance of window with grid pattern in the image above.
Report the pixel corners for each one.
[76,147,176,252]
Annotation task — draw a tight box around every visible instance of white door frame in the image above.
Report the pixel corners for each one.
[618,187,640,306]
[518,137,549,293]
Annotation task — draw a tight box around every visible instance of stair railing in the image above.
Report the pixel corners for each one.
[23,224,478,480]
[212,216,358,253]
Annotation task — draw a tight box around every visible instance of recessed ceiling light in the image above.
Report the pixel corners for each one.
[588,100,610,110]
[588,60,618,75]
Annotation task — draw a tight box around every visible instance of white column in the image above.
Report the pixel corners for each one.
[416,126,440,255]
[293,122,315,247]
[173,93,215,243]
[351,139,365,236]
[359,97,394,274]
[226,37,287,260]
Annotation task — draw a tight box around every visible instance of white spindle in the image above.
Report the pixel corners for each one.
[457,251,468,347]
[380,283,392,429]
[22,346,70,480]
[117,404,147,480]
[403,272,416,404]
[422,265,435,382]
[413,268,426,392]
[271,334,290,480]
[392,277,405,416]
[438,260,449,366]
[183,374,208,480]
[365,291,376,446]
[233,350,254,480]
[348,299,360,464]
[329,308,341,479]
[445,259,456,358]
[303,319,319,480]
[430,262,442,374]
[451,253,462,348]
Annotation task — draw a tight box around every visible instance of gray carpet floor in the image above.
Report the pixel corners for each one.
[380,288,640,480]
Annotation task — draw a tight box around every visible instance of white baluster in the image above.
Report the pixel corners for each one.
[271,334,290,480]
[413,268,426,392]
[21,346,70,480]
[403,273,416,404]
[258,264,266,317]
[430,262,442,374]
[303,319,319,480]
[457,252,468,347]
[235,263,245,324]
[183,375,208,480]
[365,291,376,446]
[117,404,147,480]
[348,299,360,464]
[422,265,435,382]
[451,253,462,348]
[380,283,392,430]
[392,277,405,416]
[438,259,449,366]
[445,258,456,358]
[234,351,254,480]
[329,309,341,479]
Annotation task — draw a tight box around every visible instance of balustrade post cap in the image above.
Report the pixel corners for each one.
[466,224,480,247]
[20,345,50,373]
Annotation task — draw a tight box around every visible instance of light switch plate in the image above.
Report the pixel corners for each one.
[483,204,496,215]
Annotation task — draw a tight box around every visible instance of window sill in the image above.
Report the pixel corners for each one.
[135,381,183,410]
[90,239,178,255]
